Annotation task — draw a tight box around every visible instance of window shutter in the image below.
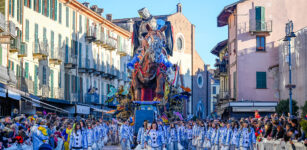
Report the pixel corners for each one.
[34,65,38,95]
[34,24,38,53]
[58,3,61,23]
[42,0,44,15]
[9,0,11,15]
[25,62,29,78]
[256,72,267,89]
[17,0,19,21]
[51,31,54,58]
[54,0,57,20]
[50,70,53,98]
[38,0,41,13]
[25,20,29,42]
[46,0,49,17]
[0,46,2,65]
[79,43,82,67]
[79,15,82,33]
[58,70,61,88]
[43,27,46,43]
[72,11,75,31]
[66,7,69,27]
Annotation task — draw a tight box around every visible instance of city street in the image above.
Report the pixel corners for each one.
[0,0,307,149]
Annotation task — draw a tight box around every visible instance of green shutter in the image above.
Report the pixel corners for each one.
[79,15,82,33]
[34,23,38,53]
[58,34,61,49]
[50,70,53,98]
[43,27,46,43]
[17,0,19,21]
[33,0,36,11]
[12,62,14,71]
[58,3,61,23]
[54,0,57,20]
[25,62,29,79]
[255,6,265,30]
[59,70,61,88]
[25,20,29,42]
[34,65,38,95]
[256,72,267,89]
[46,0,49,17]
[79,43,82,67]
[12,0,14,17]
[66,7,69,27]
[9,0,11,15]
[38,0,41,13]
[72,11,75,31]
[51,31,54,58]
[24,0,27,7]
[42,0,44,15]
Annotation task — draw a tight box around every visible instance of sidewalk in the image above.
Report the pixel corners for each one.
[102,145,121,150]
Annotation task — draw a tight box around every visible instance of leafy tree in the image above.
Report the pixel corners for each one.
[301,101,307,116]
[276,99,299,116]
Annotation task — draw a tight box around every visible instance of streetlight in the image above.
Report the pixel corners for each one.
[283,20,296,115]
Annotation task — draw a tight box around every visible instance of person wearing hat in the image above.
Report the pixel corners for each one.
[221,121,233,150]
[211,122,220,150]
[167,122,179,150]
[240,120,256,150]
[136,120,148,150]
[32,119,50,150]
[120,119,132,150]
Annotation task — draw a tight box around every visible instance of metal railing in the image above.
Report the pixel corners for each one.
[18,42,28,57]
[250,20,272,33]
[8,70,17,86]
[10,38,21,52]
[85,93,99,104]
[256,139,306,150]
[33,40,49,56]
[54,88,64,99]
[0,13,6,33]
[106,38,117,50]
[49,46,64,61]
[9,21,17,38]
[71,93,78,102]
[85,26,97,42]
[219,90,230,100]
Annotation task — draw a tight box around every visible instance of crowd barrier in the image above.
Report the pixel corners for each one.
[256,138,306,150]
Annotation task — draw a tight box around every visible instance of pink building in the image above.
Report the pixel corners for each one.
[217,0,307,103]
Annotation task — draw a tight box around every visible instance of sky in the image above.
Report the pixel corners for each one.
[78,0,238,66]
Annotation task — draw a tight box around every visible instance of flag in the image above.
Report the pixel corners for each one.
[106,110,116,114]
[161,114,169,123]
[117,106,124,111]
[173,111,183,121]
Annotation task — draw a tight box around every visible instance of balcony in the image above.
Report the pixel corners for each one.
[94,30,103,45]
[93,63,100,76]
[85,93,99,104]
[218,90,230,101]
[64,55,77,69]
[249,20,272,36]
[17,77,34,94]
[37,84,50,98]
[0,66,10,83]
[86,59,95,73]
[9,38,20,53]
[33,41,49,60]
[117,40,129,57]
[71,93,78,102]
[0,13,6,33]
[85,26,96,43]
[106,38,117,51]
[7,21,17,38]
[18,42,27,58]
[78,58,87,73]
[54,88,64,100]
[8,70,17,87]
[49,46,64,65]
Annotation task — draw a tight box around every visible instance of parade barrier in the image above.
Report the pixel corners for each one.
[256,138,306,150]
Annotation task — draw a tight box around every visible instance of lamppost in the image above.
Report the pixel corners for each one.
[283,20,296,115]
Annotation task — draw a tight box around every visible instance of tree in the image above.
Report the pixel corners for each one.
[301,101,307,116]
[276,99,299,116]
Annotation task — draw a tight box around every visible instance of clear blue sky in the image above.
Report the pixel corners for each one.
[78,0,237,66]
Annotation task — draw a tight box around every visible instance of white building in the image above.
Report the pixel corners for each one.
[0,0,131,116]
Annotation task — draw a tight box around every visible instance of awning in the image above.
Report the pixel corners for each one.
[22,96,70,114]
[91,107,115,114]
[0,87,6,98]
[8,90,21,100]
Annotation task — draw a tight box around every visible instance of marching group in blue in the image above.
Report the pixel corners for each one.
[131,119,256,150]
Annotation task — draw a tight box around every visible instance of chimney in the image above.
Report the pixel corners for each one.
[106,14,112,21]
[97,8,104,16]
[82,2,89,8]
[177,3,182,13]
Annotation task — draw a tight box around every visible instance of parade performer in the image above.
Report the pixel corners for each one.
[196,122,205,150]
[69,122,87,150]
[136,120,148,150]
[219,121,227,149]
[203,122,212,149]
[231,121,241,150]
[211,122,220,150]
[120,120,132,150]
[240,120,256,150]
[221,121,233,150]
[86,122,96,150]
[177,121,186,149]
[62,123,73,150]
[146,122,165,150]
[186,123,194,150]
[167,123,179,150]
[32,119,49,150]
[109,119,119,145]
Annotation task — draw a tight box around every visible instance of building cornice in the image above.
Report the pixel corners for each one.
[60,0,131,39]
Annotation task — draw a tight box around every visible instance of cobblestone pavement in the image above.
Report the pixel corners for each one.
[102,145,121,150]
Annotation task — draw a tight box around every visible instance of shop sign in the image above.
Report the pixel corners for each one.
[76,105,90,115]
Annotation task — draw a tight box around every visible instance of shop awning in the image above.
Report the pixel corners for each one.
[91,107,115,114]
[22,96,70,114]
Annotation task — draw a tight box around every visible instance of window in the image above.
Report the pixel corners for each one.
[78,43,82,66]
[197,74,203,88]
[50,70,53,98]
[72,11,75,31]
[79,15,82,33]
[58,34,62,49]
[256,36,265,51]
[233,71,237,98]
[255,6,265,31]
[25,20,29,42]
[25,62,29,79]
[24,0,31,8]
[213,86,216,94]
[0,46,2,65]
[256,72,267,89]
[43,27,47,43]
[42,0,49,16]
[177,37,183,51]
[58,70,61,88]
[9,0,15,17]
[17,0,22,23]
[34,24,39,53]
[58,3,62,23]
[50,31,54,58]
[66,7,69,27]
[33,0,41,13]
[50,0,57,20]
[43,66,47,84]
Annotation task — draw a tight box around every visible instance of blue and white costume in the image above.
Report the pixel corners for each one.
[69,129,87,150]
[146,129,165,150]
[120,124,131,150]
[31,124,49,150]
[167,127,179,150]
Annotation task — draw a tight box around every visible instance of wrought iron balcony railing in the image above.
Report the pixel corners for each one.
[249,20,272,35]
[18,42,27,58]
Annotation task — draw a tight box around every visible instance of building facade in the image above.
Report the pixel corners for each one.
[113,3,210,118]
[0,0,131,116]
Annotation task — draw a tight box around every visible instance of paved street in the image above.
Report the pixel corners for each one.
[102,145,121,150]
